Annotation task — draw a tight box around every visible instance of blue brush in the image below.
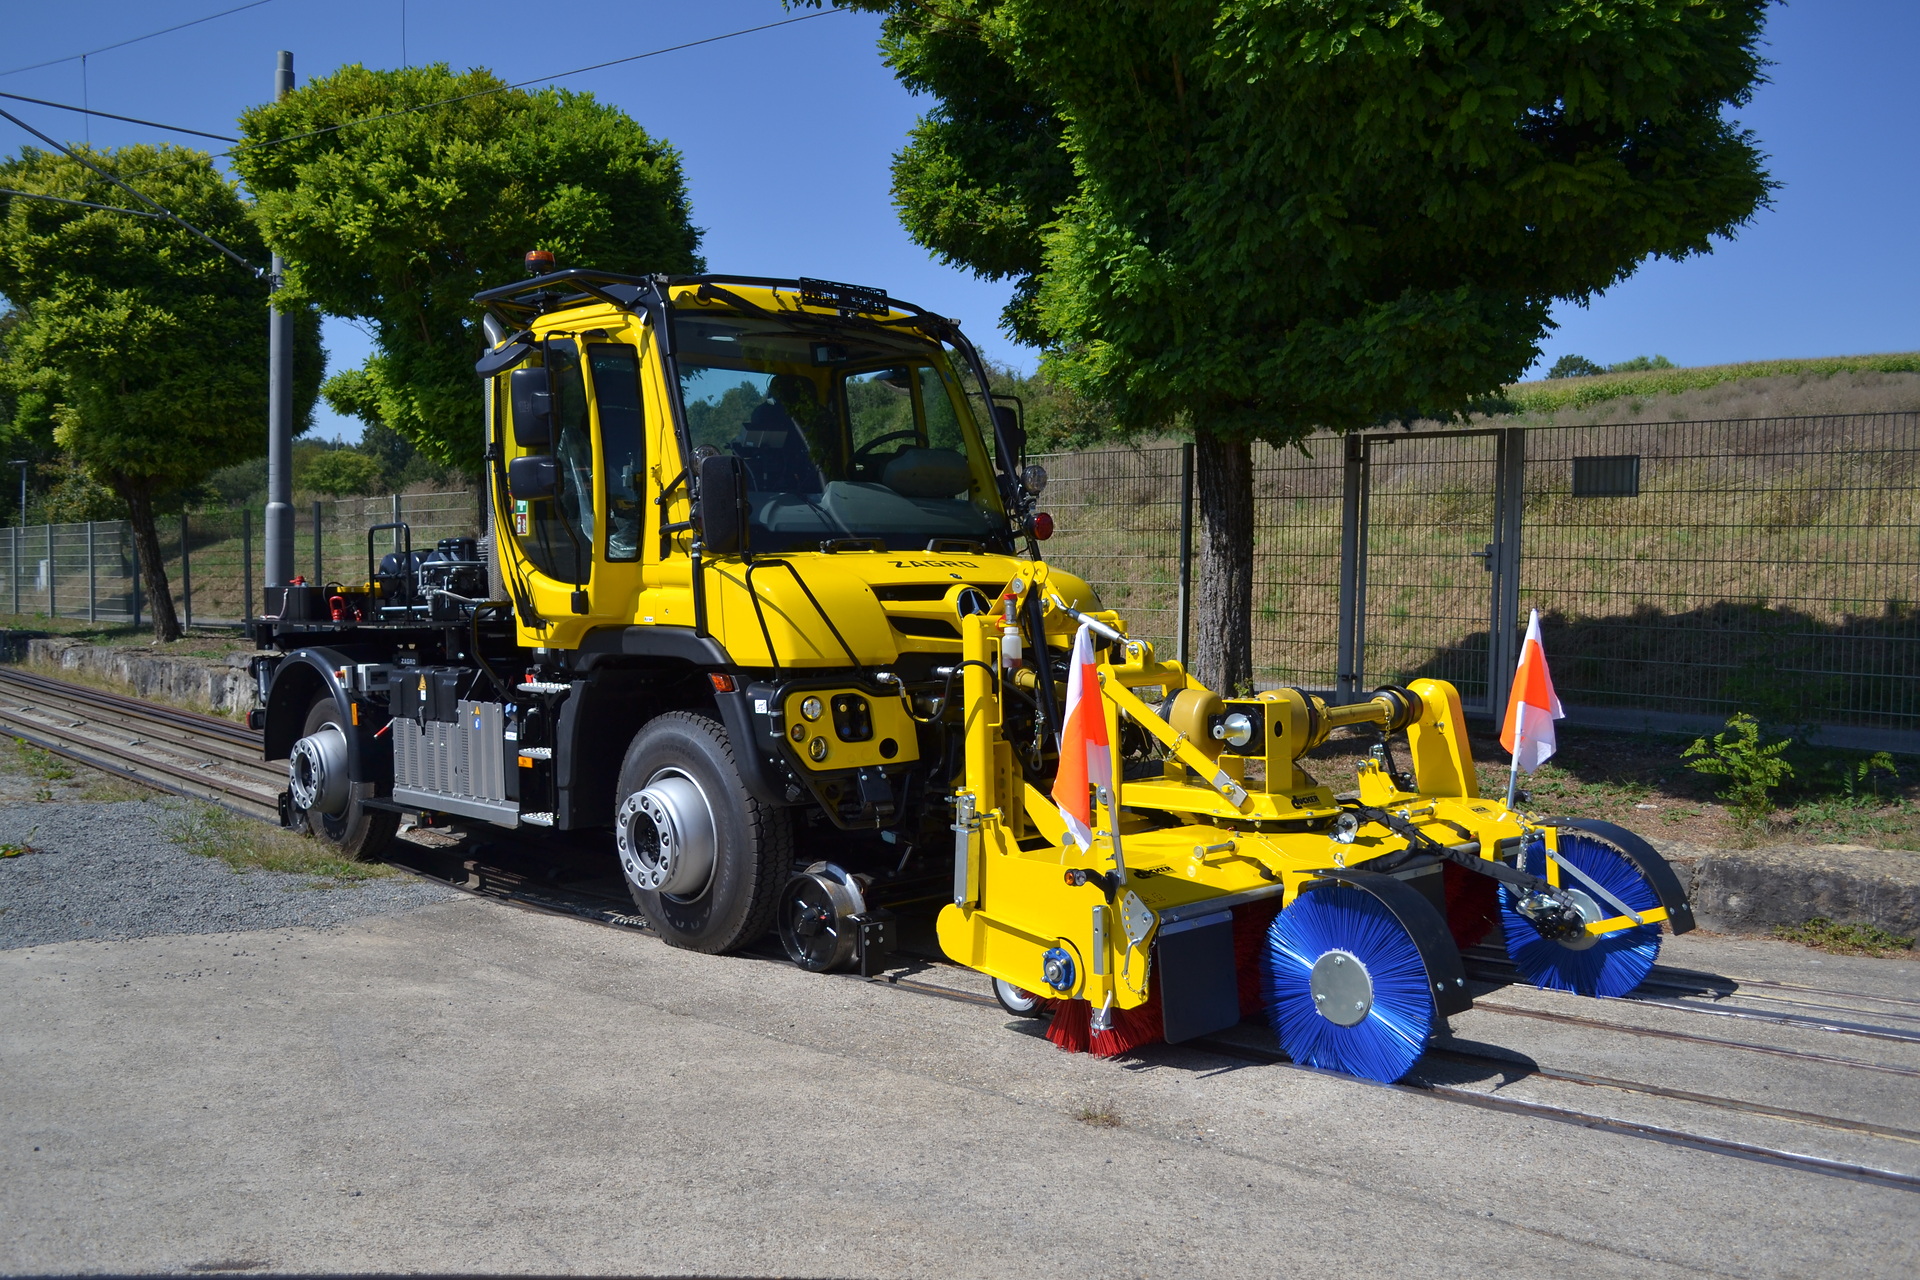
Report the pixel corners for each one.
[1263,885,1436,1084]
[1500,830,1661,997]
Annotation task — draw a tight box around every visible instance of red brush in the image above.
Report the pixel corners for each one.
[1045,998,1091,1053]
[1442,859,1502,952]
[1232,899,1284,1016]
[1089,978,1164,1058]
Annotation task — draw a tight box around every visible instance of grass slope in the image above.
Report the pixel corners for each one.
[1503,352,1920,417]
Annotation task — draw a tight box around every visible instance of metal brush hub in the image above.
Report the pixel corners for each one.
[1551,887,1604,951]
[1308,949,1373,1027]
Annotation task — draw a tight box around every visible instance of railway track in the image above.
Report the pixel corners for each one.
[0,667,280,818]
[3,666,1915,1195]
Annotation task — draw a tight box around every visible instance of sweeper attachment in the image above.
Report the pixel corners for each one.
[937,561,1694,1083]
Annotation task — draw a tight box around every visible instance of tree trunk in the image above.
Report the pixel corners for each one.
[120,484,182,642]
[1191,430,1253,696]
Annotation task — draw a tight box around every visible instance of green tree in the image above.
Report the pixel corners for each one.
[0,143,322,639]
[299,448,383,497]
[837,0,1771,692]
[1546,354,1604,379]
[234,64,704,473]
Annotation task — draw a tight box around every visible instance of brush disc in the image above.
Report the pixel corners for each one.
[1500,830,1661,997]
[1263,885,1437,1084]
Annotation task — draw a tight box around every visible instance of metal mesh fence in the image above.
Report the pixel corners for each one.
[0,490,483,628]
[1037,412,1920,740]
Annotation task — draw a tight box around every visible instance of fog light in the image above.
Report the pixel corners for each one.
[808,736,829,762]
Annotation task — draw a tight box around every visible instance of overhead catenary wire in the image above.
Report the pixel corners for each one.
[12,7,852,202]
[0,104,261,275]
[0,0,281,78]
[0,91,238,142]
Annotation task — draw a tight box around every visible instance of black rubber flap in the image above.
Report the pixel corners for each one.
[1158,914,1241,1044]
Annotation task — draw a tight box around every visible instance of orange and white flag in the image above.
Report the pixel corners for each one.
[1051,622,1111,849]
[1500,609,1565,773]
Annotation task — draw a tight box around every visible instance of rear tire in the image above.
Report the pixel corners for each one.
[615,711,792,954]
[292,695,397,860]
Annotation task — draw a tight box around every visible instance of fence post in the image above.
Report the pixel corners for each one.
[8,525,15,615]
[312,500,324,584]
[181,511,193,629]
[46,522,55,618]
[242,508,253,623]
[1486,427,1527,721]
[131,525,142,629]
[1335,433,1368,700]
[1175,442,1194,670]
[392,492,403,555]
[86,521,96,623]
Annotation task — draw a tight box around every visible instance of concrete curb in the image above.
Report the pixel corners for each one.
[1659,841,1920,939]
[1,635,257,717]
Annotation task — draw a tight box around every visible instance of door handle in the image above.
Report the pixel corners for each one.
[1470,543,1495,571]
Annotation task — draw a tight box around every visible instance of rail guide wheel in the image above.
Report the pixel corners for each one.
[777,862,869,973]
[1263,885,1439,1084]
[1500,829,1662,997]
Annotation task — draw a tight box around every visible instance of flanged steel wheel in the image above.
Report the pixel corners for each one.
[777,864,864,973]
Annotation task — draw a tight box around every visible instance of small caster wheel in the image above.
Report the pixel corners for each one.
[993,977,1047,1018]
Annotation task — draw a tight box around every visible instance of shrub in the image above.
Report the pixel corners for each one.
[1682,712,1794,826]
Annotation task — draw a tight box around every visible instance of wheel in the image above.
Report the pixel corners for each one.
[288,695,397,859]
[1263,885,1437,1084]
[614,711,792,954]
[1500,830,1661,997]
[992,977,1047,1019]
[777,864,863,973]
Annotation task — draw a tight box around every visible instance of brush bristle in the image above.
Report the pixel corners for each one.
[1263,885,1437,1084]
[1089,980,1164,1058]
[1233,899,1283,1016]
[1442,860,1502,952]
[1500,831,1661,997]
[1045,998,1091,1053]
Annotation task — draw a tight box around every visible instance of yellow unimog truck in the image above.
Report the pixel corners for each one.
[252,266,1693,1083]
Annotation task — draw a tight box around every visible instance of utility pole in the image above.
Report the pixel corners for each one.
[264,49,296,591]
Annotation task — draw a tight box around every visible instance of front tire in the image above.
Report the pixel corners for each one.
[615,711,792,954]
[290,695,397,860]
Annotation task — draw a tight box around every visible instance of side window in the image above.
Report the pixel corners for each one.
[589,343,643,561]
[510,340,592,584]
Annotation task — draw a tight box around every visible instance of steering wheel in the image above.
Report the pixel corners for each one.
[850,430,921,474]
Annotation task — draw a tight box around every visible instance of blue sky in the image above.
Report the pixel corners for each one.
[3,1,1915,442]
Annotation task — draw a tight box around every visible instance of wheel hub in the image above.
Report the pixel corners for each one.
[1552,887,1605,951]
[288,724,349,816]
[616,771,717,899]
[777,863,865,973]
[1308,949,1373,1027]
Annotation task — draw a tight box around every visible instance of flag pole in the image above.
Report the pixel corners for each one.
[1503,754,1521,812]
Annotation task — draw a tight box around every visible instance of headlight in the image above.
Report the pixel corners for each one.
[801,696,824,721]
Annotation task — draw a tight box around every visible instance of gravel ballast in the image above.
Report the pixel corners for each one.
[0,801,457,949]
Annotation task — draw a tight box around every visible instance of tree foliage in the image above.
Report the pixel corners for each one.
[0,143,322,638]
[835,0,1772,688]
[235,64,704,473]
[850,0,1771,437]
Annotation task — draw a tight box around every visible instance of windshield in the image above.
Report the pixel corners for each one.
[671,309,1010,554]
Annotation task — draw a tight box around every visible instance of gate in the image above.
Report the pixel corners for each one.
[1337,429,1525,717]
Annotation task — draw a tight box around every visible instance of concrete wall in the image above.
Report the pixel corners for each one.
[5,636,256,717]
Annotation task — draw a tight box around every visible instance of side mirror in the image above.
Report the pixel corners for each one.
[507,454,557,502]
[992,403,1026,470]
[698,453,749,556]
[510,367,553,448]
